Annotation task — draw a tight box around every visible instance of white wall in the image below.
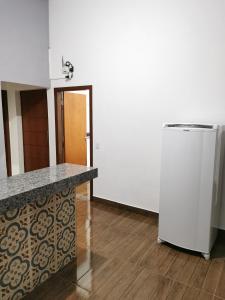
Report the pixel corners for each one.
[47,87,56,166]
[0,0,50,176]
[7,90,24,175]
[49,0,225,228]
[0,0,50,88]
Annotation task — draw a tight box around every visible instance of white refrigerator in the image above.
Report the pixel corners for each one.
[158,124,221,260]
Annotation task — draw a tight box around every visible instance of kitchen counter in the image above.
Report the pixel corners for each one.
[0,163,98,300]
[0,163,97,214]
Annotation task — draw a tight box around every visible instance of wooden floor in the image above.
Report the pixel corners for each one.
[25,188,225,300]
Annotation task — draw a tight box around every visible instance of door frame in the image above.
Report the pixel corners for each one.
[1,90,12,176]
[54,85,93,197]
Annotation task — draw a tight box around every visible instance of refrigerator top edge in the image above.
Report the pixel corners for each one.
[162,123,218,131]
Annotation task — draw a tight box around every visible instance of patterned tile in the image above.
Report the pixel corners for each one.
[0,187,76,299]
[56,226,76,271]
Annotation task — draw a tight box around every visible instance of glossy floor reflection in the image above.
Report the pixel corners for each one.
[25,186,225,300]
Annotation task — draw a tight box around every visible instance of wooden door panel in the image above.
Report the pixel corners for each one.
[24,157,49,171]
[64,93,87,165]
[23,132,49,146]
[23,145,49,159]
[21,89,49,172]
[21,92,48,117]
[22,117,48,132]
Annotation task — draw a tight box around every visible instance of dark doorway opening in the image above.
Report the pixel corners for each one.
[1,90,12,176]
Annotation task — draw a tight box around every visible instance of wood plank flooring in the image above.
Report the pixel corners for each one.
[25,189,225,300]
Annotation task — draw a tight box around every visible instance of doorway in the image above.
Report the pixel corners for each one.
[1,82,49,176]
[54,85,93,198]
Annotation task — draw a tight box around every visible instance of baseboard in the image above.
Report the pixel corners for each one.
[92,196,158,217]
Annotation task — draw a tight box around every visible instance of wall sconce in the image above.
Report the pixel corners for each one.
[62,56,74,80]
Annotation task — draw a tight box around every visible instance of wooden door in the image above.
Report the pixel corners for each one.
[1,90,12,176]
[20,89,49,172]
[64,93,87,165]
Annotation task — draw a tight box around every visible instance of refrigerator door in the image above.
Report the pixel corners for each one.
[159,126,217,252]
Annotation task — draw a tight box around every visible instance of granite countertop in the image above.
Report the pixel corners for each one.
[0,163,98,215]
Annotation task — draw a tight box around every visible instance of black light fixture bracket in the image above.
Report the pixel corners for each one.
[62,56,74,80]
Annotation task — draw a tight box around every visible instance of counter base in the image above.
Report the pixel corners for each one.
[0,187,76,300]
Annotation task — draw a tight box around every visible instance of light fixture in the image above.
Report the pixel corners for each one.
[62,56,74,80]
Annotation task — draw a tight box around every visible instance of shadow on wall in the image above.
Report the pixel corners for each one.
[219,128,225,231]
[212,230,225,259]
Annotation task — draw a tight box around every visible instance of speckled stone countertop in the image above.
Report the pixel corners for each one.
[0,163,98,215]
